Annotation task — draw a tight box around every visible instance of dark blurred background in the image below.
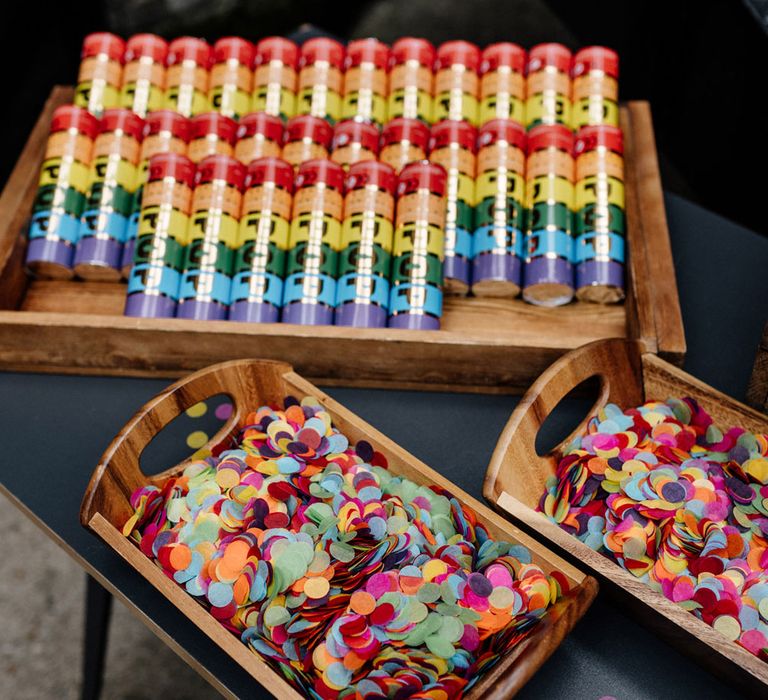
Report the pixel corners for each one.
[3,0,767,234]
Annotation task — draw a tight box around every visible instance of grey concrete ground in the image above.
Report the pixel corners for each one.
[0,496,217,700]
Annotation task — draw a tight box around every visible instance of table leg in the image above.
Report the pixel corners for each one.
[81,574,113,700]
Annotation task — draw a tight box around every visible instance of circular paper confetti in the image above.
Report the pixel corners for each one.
[215,402,234,420]
[186,401,208,418]
[125,395,568,698]
[186,430,209,449]
[539,396,768,662]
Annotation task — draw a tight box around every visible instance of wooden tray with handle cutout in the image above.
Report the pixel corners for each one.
[484,338,768,696]
[80,358,598,699]
[0,87,684,392]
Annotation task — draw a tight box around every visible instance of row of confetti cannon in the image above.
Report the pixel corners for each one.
[73,32,619,132]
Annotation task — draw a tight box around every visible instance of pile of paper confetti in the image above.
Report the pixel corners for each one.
[540,396,768,660]
[125,395,568,698]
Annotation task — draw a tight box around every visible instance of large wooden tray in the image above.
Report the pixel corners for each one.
[80,358,598,698]
[0,87,685,391]
[483,338,768,696]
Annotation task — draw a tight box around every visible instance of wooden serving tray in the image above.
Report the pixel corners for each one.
[80,358,597,699]
[483,338,768,695]
[0,86,685,391]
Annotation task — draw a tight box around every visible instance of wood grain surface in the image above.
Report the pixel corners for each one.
[746,322,768,412]
[623,102,686,364]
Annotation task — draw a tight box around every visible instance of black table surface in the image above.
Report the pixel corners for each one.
[2,192,767,699]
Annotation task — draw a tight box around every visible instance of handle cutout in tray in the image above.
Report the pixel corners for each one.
[140,393,236,477]
[484,339,646,509]
[80,359,294,529]
[534,375,603,458]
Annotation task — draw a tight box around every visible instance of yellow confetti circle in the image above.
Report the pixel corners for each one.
[186,401,208,418]
[186,430,209,449]
[713,615,741,641]
[304,576,330,599]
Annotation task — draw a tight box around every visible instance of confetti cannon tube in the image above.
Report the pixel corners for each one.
[120,33,168,117]
[234,112,284,165]
[479,42,526,126]
[379,117,430,174]
[572,46,619,129]
[282,159,345,325]
[331,119,379,169]
[574,125,626,256]
[434,41,481,125]
[74,32,124,117]
[74,108,143,280]
[525,43,572,129]
[282,115,333,169]
[165,37,212,117]
[252,37,298,119]
[177,155,246,320]
[230,157,294,323]
[122,110,190,277]
[471,119,527,297]
[522,124,575,306]
[342,38,389,126]
[335,160,397,327]
[297,38,345,122]
[388,37,434,123]
[388,161,447,330]
[26,106,98,279]
[574,125,626,303]
[429,119,477,294]
[124,153,195,318]
[187,112,237,164]
[209,37,255,119]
